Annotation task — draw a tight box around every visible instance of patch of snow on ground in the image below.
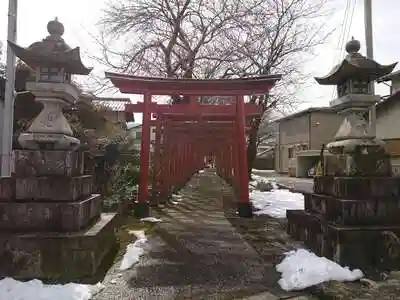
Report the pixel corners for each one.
[140,217,162,223]
[0,278,104,300]
[250,189,304,218]
[276,249,363,291]
[250,174,278,188]
[198,169,205,174]
[120,230,148,271]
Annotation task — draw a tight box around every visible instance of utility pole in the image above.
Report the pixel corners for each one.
[1,0,18,177]
[364,0,376,137]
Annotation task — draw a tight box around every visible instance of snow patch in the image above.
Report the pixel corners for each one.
[120,230,148,271]
[0,278,104,300]
[276,249,363,291]
[250,189,304,218]
[140,217,162,223]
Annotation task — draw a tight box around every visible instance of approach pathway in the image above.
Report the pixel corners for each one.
[94,170,306,300]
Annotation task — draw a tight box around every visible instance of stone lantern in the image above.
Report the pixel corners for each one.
[8,18,92,150]
[315,38,397,175]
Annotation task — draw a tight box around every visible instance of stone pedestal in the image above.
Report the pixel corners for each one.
[0,150,117,281]
[287,176,400,271]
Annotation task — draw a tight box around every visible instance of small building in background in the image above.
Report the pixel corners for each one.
[275,107,344,177]
[376,70,400,175]
[127,123,156,152]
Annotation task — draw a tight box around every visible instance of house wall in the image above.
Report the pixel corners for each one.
[276,110,343,174]
[376,100,400,140]
[277,113,310,173]
[310,111,344,150]
[392,79,400,94]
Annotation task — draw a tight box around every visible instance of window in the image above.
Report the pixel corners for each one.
[288,147,294,158]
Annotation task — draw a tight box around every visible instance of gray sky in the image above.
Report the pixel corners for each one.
[0,0,399,116]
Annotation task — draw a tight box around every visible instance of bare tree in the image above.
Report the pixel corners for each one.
[96,0,332,176]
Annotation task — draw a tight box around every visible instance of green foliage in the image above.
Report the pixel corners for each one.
[106,153,141,208]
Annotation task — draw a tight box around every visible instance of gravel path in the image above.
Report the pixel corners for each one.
[94,171,279,300]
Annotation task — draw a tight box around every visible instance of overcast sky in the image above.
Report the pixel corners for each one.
[0,0,399,116]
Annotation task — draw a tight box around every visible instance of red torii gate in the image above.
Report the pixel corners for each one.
[106,73,281,218]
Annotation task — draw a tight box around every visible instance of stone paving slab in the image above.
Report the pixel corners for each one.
[94,171,285,299]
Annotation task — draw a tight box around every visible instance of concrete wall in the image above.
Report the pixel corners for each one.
[310,111,344,150]
[376,101,400,140]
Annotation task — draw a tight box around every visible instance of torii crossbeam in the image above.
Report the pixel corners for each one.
[106,72,281,218]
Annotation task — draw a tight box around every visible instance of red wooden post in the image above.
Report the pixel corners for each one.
[136,92,152,217]
[236,95,252,218]
[152,118,162,205]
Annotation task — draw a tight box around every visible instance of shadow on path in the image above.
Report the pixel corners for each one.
[94,170,305,300]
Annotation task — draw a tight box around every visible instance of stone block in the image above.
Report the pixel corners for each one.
[0,213,117,281]
[14,150,84,177]
[325,224,400,271]
[0,194,101,232]
[313,176,400,199]
[15,175,92,201]
[287,209,400,271]
[286,209,325,255]
[304,193,400,226]
[0,177,14,200]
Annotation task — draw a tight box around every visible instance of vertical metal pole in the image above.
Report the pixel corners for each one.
[364,0,376,137]
[1,0,18,177]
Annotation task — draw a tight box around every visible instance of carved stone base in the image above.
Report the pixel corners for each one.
[287,209,400,271]
[0,213,117,281]
[14,150,84,177]
[313,176,400,199]
[18,132,80,151]
[304,192,400,226]
[0,195,102,232]
[15,175,92,201]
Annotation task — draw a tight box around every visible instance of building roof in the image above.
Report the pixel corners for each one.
[275,107,335,123]
[92,98,131,112]
[376,89,400,114]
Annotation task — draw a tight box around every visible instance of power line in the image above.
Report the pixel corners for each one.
[331,0,356,99]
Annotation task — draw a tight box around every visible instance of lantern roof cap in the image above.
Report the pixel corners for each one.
[8,18,92,75]
[314,37,397,85]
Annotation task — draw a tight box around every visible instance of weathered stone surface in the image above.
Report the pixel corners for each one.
[287,209,400,271]
[14,150,84,177]
[15,175,92,201]
[314,176,400,199]
[304,193,400,226]
[0,194,102,232]
[0,177,14,200]
[0,212,117,281]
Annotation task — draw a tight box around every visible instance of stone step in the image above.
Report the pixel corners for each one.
[304,193,400,226]
[0,194,101,232]
[313,176,400,200]
[0,212,117,281]
[15,175,93,202]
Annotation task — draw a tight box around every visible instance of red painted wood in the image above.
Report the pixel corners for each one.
[125,102,262,116]
[236,95,250,203]
[138,93,152,204]
[106,72,281,96]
